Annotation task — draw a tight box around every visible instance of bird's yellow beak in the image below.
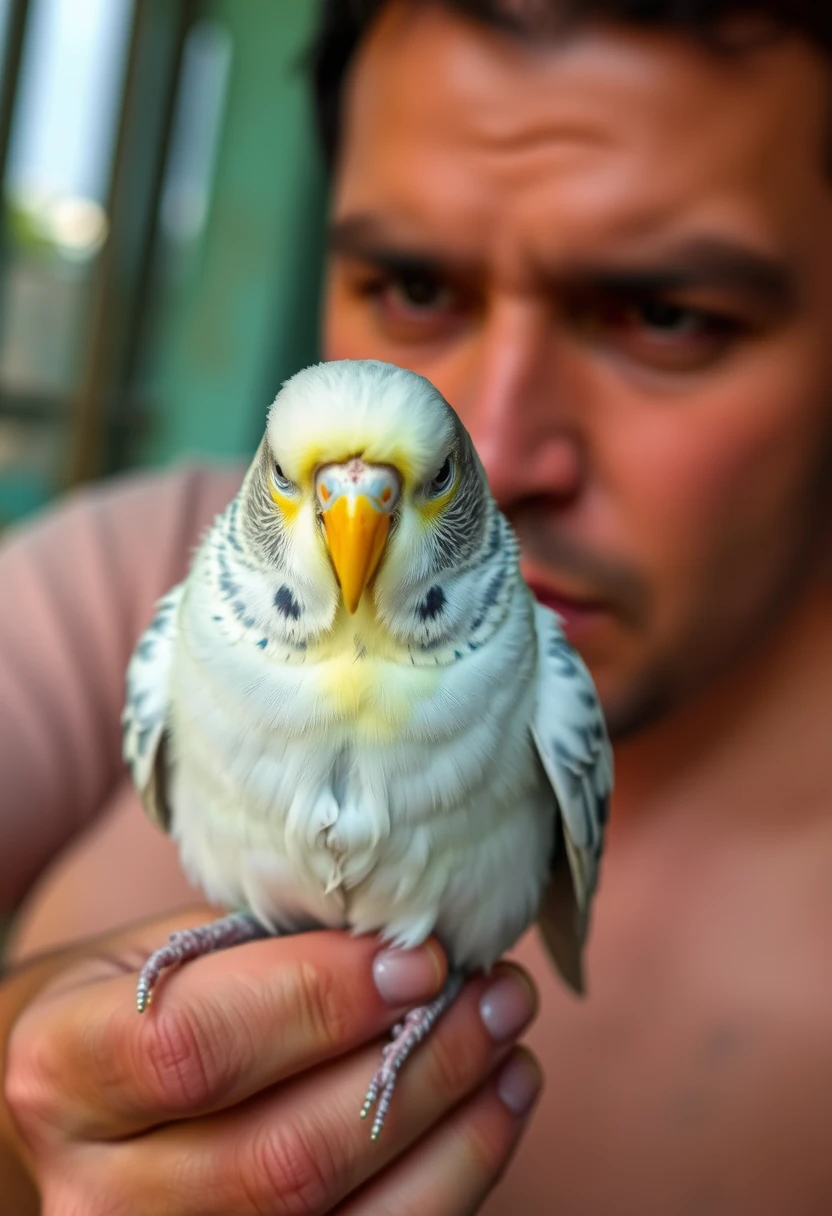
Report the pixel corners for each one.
[317,460,400,613]
[322,495,391,614]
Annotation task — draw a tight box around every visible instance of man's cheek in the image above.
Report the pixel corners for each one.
[619,435,764,627]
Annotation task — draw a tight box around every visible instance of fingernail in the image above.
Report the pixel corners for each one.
[479,971,537,1042]
[497,1052,542,1116]
[373,943,444,1006]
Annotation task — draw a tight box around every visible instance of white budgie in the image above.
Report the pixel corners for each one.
[123,359,612,1137]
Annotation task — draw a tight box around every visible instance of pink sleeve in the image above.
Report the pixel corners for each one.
[0,464,243,909]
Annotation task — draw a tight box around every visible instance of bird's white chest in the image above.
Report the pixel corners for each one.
[168,607,553,968]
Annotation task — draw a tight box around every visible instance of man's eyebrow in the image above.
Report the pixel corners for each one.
[328,216,476,275]
[553,238,795,310]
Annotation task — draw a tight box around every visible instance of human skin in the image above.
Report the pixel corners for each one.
[2,909,541,1213]
[6,5,832,1213]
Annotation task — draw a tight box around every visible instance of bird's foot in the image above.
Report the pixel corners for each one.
[361,970,464,1140]
[136,911,266,1012]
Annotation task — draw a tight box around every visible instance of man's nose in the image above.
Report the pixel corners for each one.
[457,298,585,512]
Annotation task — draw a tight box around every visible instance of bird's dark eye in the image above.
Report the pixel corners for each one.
[272,461,293,492]
[427,455,455,498]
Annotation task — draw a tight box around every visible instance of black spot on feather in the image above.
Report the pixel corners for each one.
[417,585,446,621]
[275,584,301,620]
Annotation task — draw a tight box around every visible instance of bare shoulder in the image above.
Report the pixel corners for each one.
[1,462,245,636]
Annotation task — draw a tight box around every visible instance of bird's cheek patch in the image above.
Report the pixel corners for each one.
[270,483,301,524]
[418,480,458,526]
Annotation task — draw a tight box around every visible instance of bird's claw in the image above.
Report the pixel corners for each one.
[360,971,464,1140]
[135,911,265,1012]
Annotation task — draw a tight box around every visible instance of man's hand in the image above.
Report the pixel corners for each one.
[3,908,541,1214]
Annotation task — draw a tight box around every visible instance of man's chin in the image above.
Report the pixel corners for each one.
[592,663,682,743]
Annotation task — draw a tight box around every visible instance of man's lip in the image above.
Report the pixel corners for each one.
[526,581,603,612]
[525,581,608,633]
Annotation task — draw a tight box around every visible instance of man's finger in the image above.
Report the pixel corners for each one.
[86,969,538,1216]
[6,915,446,1143]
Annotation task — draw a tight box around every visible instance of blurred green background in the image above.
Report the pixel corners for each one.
[0,0,326,527]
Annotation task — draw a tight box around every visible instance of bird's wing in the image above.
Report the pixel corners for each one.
[122,584,184,831]
[530,601,613,994]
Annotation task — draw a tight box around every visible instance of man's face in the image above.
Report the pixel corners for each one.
[323,2,832,736]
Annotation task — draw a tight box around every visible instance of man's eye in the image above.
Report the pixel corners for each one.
[382,270,455,315]
[575,293,743,372]
[631,299,703,335]
[340,257,479,347]
[349,266,473,344]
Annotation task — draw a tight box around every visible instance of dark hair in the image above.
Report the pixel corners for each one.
[310,0,832,168]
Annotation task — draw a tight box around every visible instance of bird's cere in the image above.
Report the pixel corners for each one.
[316,458,401,613]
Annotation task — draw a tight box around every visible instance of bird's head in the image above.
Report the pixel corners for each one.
[239,360,492,633]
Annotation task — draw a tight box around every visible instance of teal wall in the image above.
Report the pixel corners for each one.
[135,0,327,468]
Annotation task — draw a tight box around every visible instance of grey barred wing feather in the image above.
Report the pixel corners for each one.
[121,585,183,831]
[530,601,613,995]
